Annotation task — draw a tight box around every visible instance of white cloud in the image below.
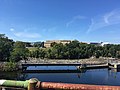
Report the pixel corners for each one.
[10,28,41,38]
[24,27,37,32]
[10,28,15,31]
[104,12,113,24]
[42,27,57,32]
[87,9,120,33]
[104,9,120,24]
[66,15,86,27]
[14,32,41,38]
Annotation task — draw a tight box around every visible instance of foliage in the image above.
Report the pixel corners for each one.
[3,62,18,71]
[1,34,120,61]
[33,42,44,48]
[28,40,120,59]
[24,42,33,47]
[10,41,29,62]
[27,47,38,51]
[29,48,46,59]
[0,34,14,61]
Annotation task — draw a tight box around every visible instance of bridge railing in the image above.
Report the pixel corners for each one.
[0,86,25,90]
[1,78,120,90]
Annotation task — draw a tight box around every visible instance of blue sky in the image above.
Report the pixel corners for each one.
[0,0,120,43]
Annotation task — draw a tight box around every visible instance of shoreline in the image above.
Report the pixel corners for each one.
[0,58,119,71]
[19,58,112,64]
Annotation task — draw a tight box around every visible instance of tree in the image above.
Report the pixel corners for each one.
[51,42,57,47]
[10,41,29,62]
[94,50,101,58]
[46,48,57,59]
[24,42,33,47]
[38,49,46,59]
[116,51,120,59]
[0,34,14,61]
[33,42,44,48]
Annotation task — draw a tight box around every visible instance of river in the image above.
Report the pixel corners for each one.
[0,66,120,86]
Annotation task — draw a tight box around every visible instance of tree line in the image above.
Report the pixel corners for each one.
[1,34,120,62]
[29,41,120,59]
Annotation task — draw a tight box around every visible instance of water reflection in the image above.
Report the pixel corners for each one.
[0,71,22,80]
[1,67,120,86]
[27,66,77,70]
[108,68,120,79]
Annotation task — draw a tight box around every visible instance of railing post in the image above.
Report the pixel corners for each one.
[28,78,38,90]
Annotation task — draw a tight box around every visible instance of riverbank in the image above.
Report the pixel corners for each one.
[0,57,119,71]
[19,57,116,64]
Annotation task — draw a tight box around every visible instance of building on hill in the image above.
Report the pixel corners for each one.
[101,42,109,46]
[44,40,72,48]
[89,42,110,46]
[89,42,101,46]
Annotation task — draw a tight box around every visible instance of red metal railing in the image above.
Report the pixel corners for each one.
[36,81,120,90]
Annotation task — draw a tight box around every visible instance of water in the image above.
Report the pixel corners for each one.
[0,66,120,86]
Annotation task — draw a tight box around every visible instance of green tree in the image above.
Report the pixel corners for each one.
[10,41,29,62]
[116,51,120,59]
[38,49,46,59]
[46,48,57,59]
[33,42,44,48]
[0,34,14,61]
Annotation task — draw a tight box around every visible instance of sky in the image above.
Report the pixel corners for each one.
[0,0,120,43]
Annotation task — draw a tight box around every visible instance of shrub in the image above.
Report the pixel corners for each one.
[3,62,18,71]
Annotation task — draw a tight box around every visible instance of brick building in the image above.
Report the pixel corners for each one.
[44,40,71,48]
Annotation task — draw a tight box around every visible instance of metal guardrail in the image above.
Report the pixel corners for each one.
[0,86,25,90]
[1,78,120,90]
